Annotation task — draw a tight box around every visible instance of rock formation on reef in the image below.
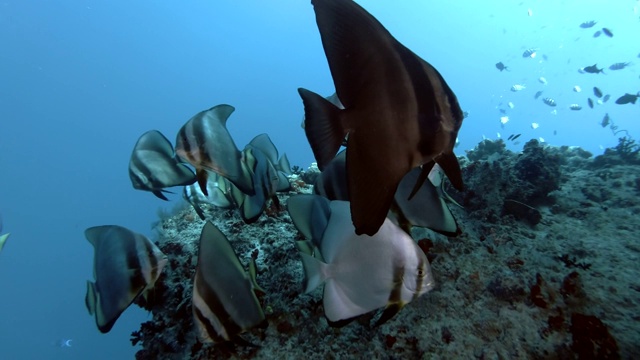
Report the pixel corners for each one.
[132,139,638,359]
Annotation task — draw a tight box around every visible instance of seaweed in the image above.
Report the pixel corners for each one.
[558,254,592,270]
[613,136,640,163]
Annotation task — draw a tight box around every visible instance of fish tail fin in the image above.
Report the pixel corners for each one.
[298,88,345,170]
[0,233,9,251]
[299,252,328,293]
[85,281,97,316]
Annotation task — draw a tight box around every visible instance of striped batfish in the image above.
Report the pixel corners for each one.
[175,105,254,197]
[129,130,196,200]
[314,150,459,236]
[287,195,435,327]
[192,221,266,343]
[84,225,167,333]
[299,0,465,236]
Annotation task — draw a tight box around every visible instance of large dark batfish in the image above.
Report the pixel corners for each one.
[299,0,464,235]
[175,105,254,197]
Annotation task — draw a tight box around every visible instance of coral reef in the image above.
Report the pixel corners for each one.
[129,140,639,358]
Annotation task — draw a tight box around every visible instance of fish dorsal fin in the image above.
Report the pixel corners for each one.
[135,130,174,157]
[207,104,235,125]
[298,88,345,170]
[287,195,331,247]
[248,134,279,165]
[310,0,393,109]
[277,153,292,175]
[313,150,349,201]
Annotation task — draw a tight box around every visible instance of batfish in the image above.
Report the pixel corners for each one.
[129,130,196,200]
[84,225,167,333]
[299,0,464,235]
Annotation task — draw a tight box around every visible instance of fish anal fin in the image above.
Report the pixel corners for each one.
[435,152,463,191]
[346,144,402,236]
[298,88,345,170]
[407,161,434,201]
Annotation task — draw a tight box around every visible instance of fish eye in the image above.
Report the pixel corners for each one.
[417,269,425,277]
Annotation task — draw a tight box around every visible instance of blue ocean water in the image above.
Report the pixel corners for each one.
[0,1,638,359]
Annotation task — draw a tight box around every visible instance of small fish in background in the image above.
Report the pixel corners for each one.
[588,98,594,108]
[615,93,640,105]
[593,30,602,38]
[543,97,556,107]
[583,64,604,74]
[527,8,533,16]
[507,133,521,141]
[531,122,540,129]
[573,85,582,92]
[603,94,611,103]
[508,101,515,109]
[609,62,631,70]
[569,104,582,110]
[522,48,537,58]
[499,108,507,114]
[52,339,73,348]
[511,84,526,92]
[538,77,548,85]
[495,62,509,71]
[602,28,613,37]
[580,20,597,28]
[593,87,603,98]
[601,113,611,128]
[500,116,510,125]
[539,137,546,143]
[550,109,558,115]
[534,90,544,99]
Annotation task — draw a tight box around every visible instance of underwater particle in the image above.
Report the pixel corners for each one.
[531,122,540,129]
[500,116,510,125]
[550,109,557,115]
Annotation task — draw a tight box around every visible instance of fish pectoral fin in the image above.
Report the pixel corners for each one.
[435,152,464,191]
[196,169,209,196]
[299,252,328,293]
[248,259,266,295]
[85,281,97,316]
[374,301,405,327]
[298,88,345,170]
